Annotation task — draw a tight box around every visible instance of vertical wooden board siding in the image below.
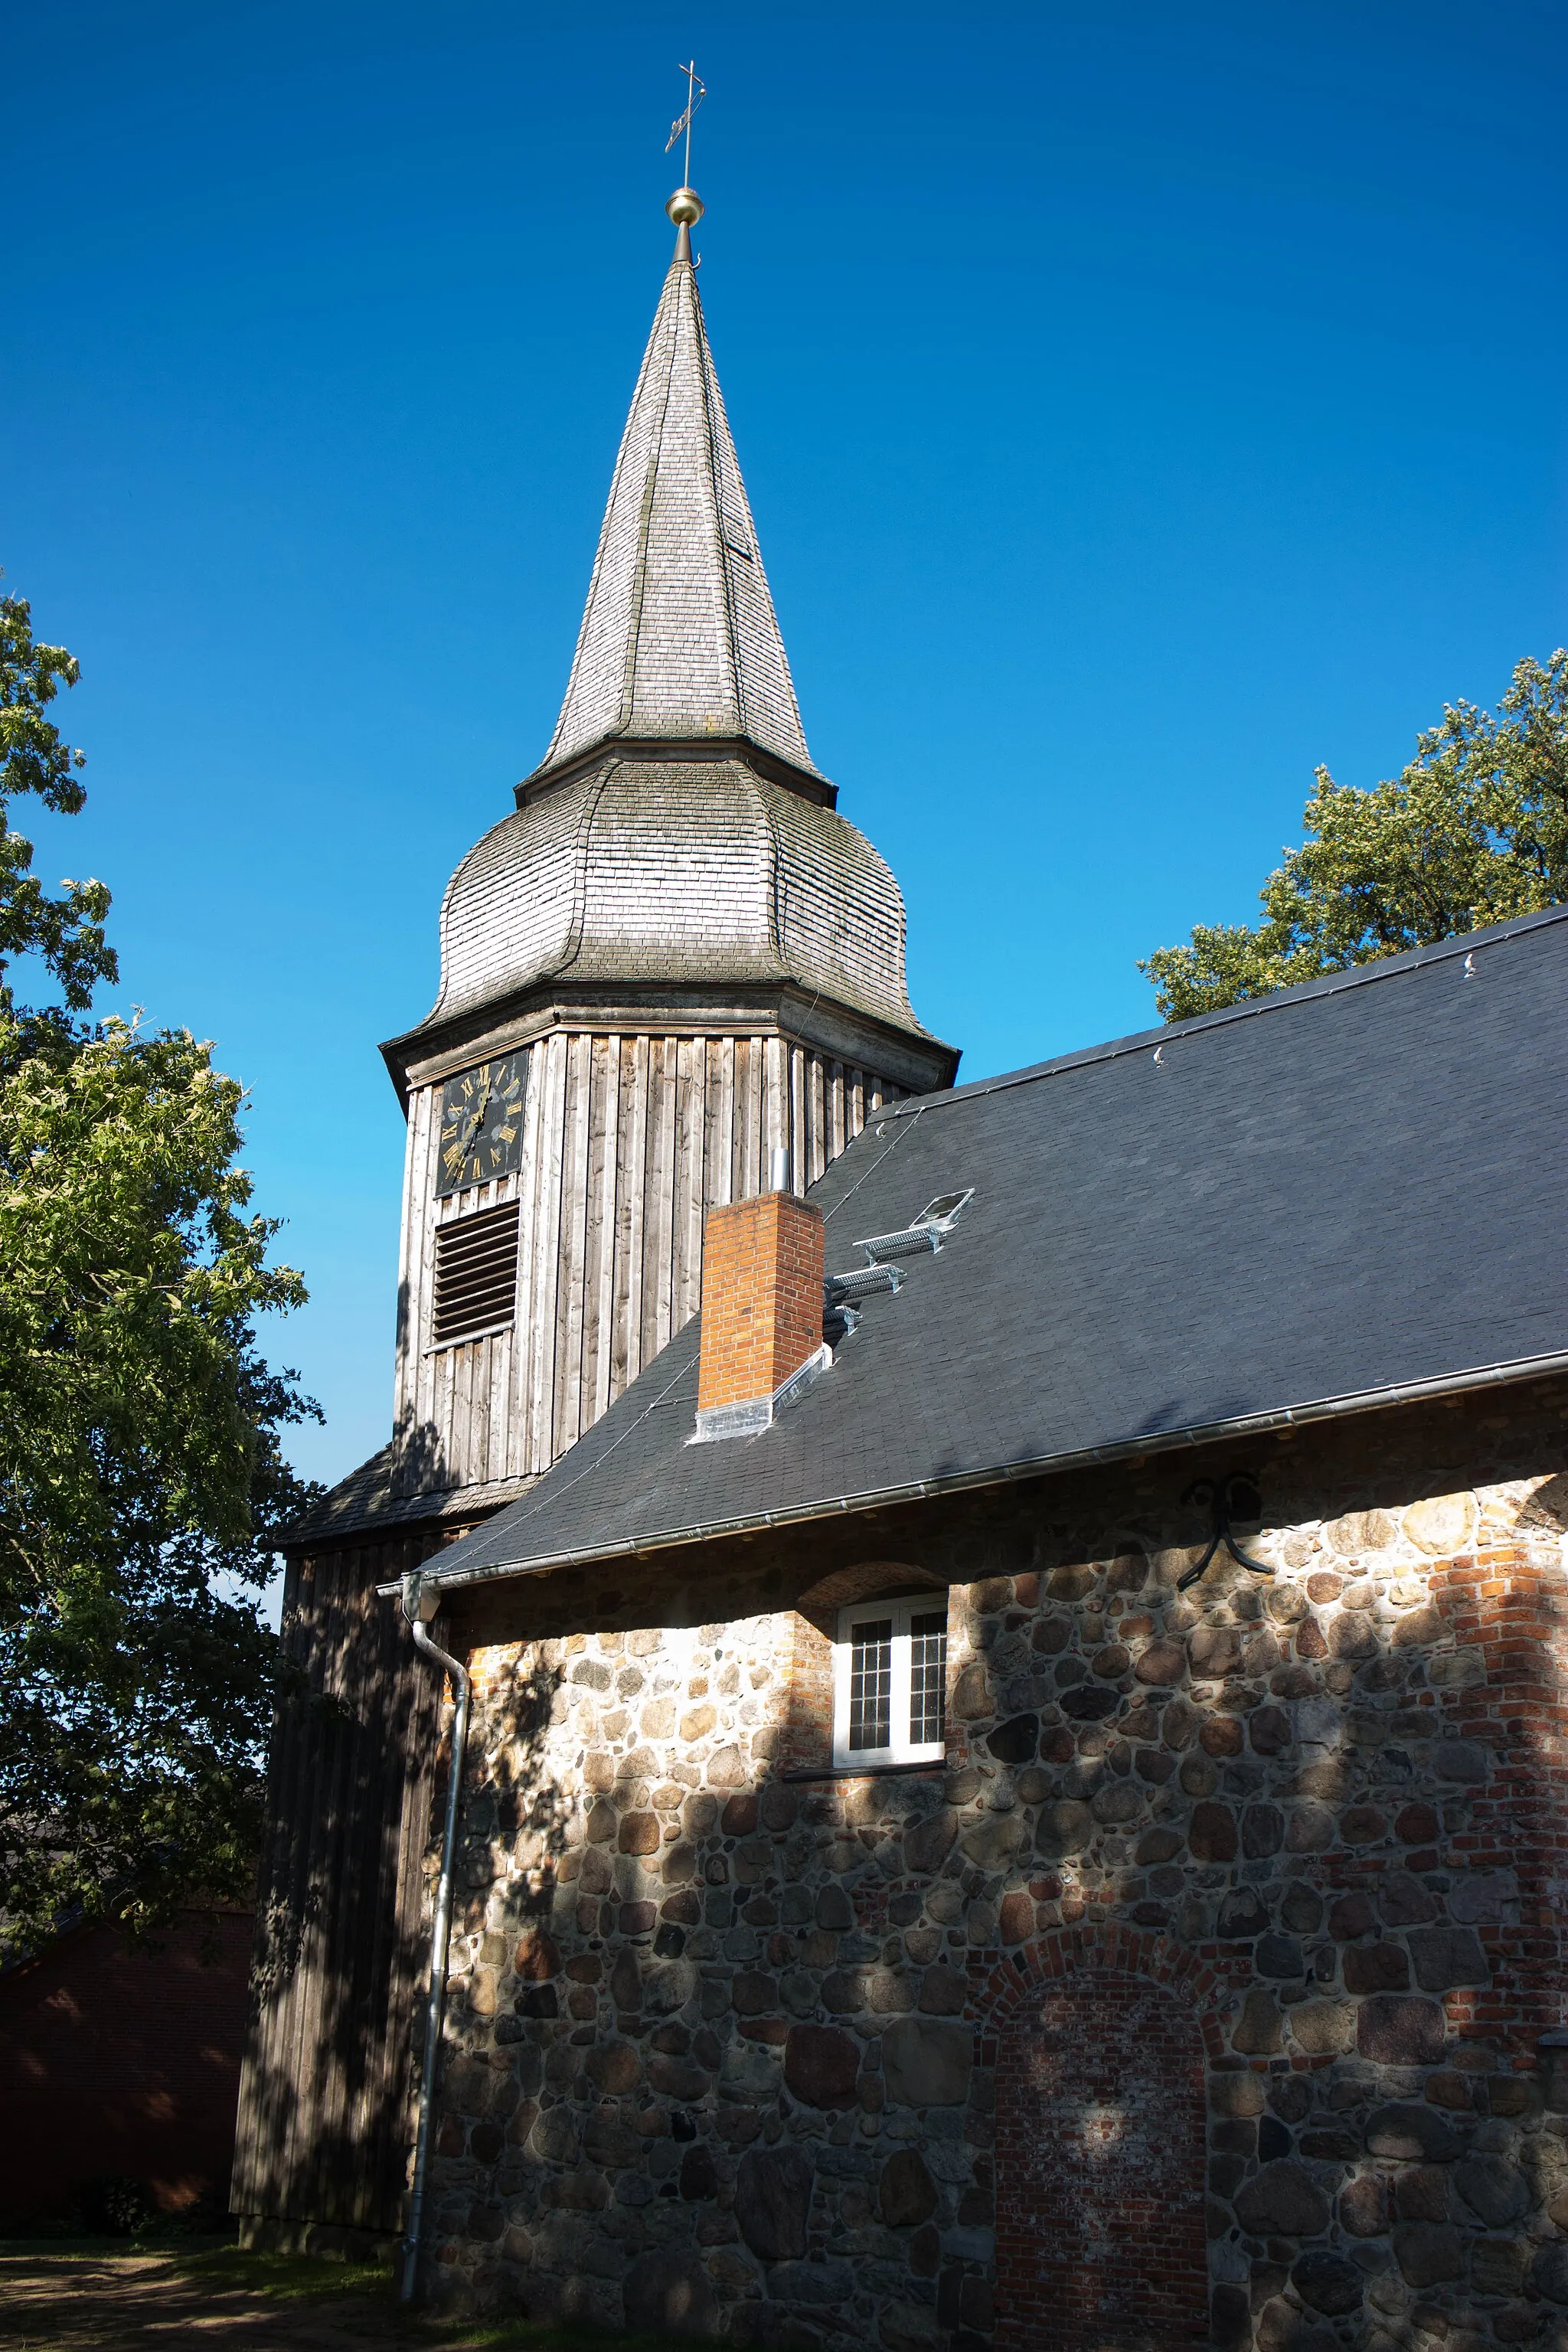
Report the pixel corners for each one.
[622,1035,650,1399]
[644,1038,675,1364]
[526,1034,568,1475]
[673,1036,704,1328]
[232,1532,439,2233]
[850,1066,865,1143]
[711,1037,735,1211]
[789,1046,806,1193]
[554,1034,593,1455]
[592,1037,621,1425]
[809,1054,827,1186]
[505,1036,549,1481]
[607,1037,636,1407]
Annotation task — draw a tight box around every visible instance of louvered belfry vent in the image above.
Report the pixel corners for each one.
[431,1200,521,1348]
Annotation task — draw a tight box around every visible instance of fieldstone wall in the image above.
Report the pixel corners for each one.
[420,1386,1568,2350]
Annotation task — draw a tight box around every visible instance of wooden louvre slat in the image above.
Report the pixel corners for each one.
[432,1200,521,1345]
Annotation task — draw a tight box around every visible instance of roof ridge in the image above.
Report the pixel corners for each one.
[890,901,1568,1119]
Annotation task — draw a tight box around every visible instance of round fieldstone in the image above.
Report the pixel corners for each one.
[1339,2173,1389,2236]
[1357,1994,1446,2067]
[1134,1638,1186,1686]
[783,2024,860,2109]
[586,2042,640,2093]
[514,1928,560,1981]
[1378,1869,1439,1926]
[1533,2244,1568,2305]
[960,1809,1030,1867]
[1455,2154,1529,2227]
[1292,2250,1363,2316]
[950,1662,991,1719]
[1395,1802,1439,1843]
[902,1808,956,1873]
[1232,1991,1283,2056]
[1366,2102,1462,2162]
[815,1883,854,1931]
[622,2246,718,2337]
[986,1713,1040,1763]
[879,2148,939,2229]
[998,1890,1034,1943]
[1060,1684,1118,1721]
[1217,1886,1269,1938]
[1188,1801,1238,1861]
[881,2016,972,2108]
[1327,1892,1377,1939]
[1408,1924,1490,1991]
[1242,1803,1285,1857]
[1248,1707,1292,1755]
[1233,2161,1331,2236]
[1036,1799,1093,1856]
[1393,2220,1464,2288]
[1343,1942,1410,1994]
[735,2143,813,2260]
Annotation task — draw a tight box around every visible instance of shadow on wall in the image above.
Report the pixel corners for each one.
[416,1423,1568,2352]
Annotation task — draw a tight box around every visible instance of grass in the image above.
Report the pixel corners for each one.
[0,2239,681,2350]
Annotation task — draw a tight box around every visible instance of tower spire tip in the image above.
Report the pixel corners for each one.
[666,184,704,261]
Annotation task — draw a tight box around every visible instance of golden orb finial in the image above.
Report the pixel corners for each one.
[665,185,704,227]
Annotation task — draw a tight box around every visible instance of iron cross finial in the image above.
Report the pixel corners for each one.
[666,60,706,185]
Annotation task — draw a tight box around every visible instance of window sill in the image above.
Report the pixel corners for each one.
[783,1760,947,1783]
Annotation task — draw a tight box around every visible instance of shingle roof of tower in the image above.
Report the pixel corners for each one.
[406,754,946,1048]
[386,219,958,1078]
[529,234,816,787]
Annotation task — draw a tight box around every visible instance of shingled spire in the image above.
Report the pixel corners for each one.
[526,188,821,794]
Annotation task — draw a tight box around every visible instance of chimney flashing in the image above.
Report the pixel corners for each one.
[689,1341,832,1445]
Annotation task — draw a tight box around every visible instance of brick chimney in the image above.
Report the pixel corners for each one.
[695,1184,826,1439]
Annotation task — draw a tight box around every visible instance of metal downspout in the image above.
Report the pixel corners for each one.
[399,1571,472,2305]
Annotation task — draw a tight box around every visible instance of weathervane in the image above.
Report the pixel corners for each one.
[665,61,707,253]
[666,60,706,180]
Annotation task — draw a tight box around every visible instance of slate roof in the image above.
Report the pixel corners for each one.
[416,907,1568,1592]
[531,234,815,789]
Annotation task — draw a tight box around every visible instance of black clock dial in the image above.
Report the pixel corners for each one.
[435,1053,527,1196]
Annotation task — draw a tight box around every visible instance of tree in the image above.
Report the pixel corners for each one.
[0,586,318,1951]
[1139,650,1568,1022]
[0,590,116,1021]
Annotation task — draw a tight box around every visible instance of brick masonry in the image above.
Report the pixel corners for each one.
[410,1378,1568,2349]
[697,1193,825,1413]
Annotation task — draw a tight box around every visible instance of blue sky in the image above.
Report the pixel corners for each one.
[5,0,1565,1501]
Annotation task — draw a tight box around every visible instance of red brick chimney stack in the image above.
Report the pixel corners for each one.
[697,1187,825,1416]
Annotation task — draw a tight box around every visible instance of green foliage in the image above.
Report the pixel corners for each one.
[1140,650,1568,1021]
[0,591,116,1016]
[0,587,318,1952]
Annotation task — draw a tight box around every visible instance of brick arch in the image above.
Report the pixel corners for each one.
[982,1928,1218,2352]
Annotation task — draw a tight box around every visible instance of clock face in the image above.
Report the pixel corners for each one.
[435,1053,527,1196]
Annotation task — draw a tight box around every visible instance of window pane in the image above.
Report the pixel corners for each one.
[909,1612,948,1746]
[848,1620,893,1751]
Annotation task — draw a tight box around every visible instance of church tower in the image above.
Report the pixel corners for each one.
[379,184,956,1513]
[231,185,957,2243]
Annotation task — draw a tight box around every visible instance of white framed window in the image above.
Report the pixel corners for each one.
[832,1595,949,1769]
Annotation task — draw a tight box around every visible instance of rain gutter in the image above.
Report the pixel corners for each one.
[377,1345,1568,1601]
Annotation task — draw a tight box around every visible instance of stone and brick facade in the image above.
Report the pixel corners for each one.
[409,1377,1568,2349]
